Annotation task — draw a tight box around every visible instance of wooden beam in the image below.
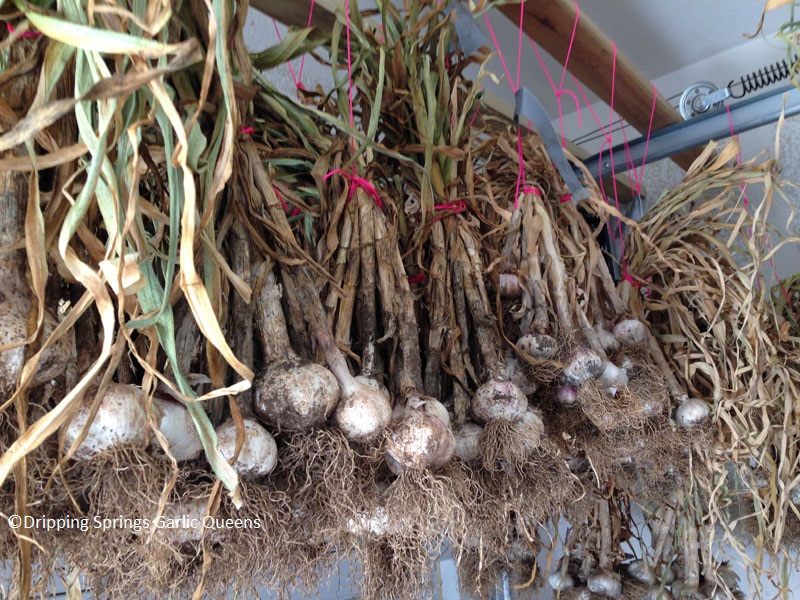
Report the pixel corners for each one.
[249,0,337,31]
[498,0,701,171]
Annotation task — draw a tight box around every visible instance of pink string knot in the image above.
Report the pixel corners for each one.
[407,273,427,284]
[324,169,383,209]
[432,199,466,222]
[6,23,41,38]
[513,186,541,210]
[240,125,255,136]
[274,187,301,217]
[559,193,572,203]
[621,270,643,289]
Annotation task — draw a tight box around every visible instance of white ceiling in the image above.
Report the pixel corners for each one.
[578,0,785,80]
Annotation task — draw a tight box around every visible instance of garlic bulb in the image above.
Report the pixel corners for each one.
[254,359,340,431]
[548,569,575,591]
[385,411,455,474]
[63,384,148,460]
[557,385,578,406]
[675,398,711,429]
[563,347,605,385]
[471,379,527,423]
[152,398,203,461]
[517,333,557,360]
[454,422,483,462]
[587,570,622,598]
[498,273,522,298]
[216,419,278,479]
[614,319,647,345]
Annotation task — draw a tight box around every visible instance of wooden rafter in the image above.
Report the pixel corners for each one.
[249,0,338,30]
[498,0,701,171]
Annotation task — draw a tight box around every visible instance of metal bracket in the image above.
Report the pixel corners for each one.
[679,81,731,119]
[583,83,800,180]
[514,87,590,203]
[446,2,486,57]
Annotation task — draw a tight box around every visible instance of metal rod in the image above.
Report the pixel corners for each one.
[582,83,800,180]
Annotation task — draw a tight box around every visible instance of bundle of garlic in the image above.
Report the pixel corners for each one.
[619,141,799,587]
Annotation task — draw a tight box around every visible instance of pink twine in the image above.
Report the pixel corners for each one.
[621,271,644,289]
[240,125,254,135]
[324,169,383,208]
[271,19,302,91]
[522,186,540,195]
[408,273,427,284]
[559,194,572,203]
[6,23,41,38]
[432,199,466,222]
[274,187,301,217]
[296,0,316,85]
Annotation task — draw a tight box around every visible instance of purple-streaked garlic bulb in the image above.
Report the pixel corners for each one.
[216,419,277,479]
[557,385,579,406]
[63,384,148,460]
[385,410,455,474]
[562,347,606,386]
[471,379,527,424]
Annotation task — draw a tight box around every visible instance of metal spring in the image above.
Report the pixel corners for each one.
[728,54,799,99]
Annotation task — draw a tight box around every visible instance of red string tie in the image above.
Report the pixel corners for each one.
[432,199,466,222]
[407,274,427,284]
[522,186,541,196]
[274,187,300,217]
[6,23,41,38]
[324,169,383,209]
[621,270,644,289]
[240,125,254,136]
[559,193,572,203]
